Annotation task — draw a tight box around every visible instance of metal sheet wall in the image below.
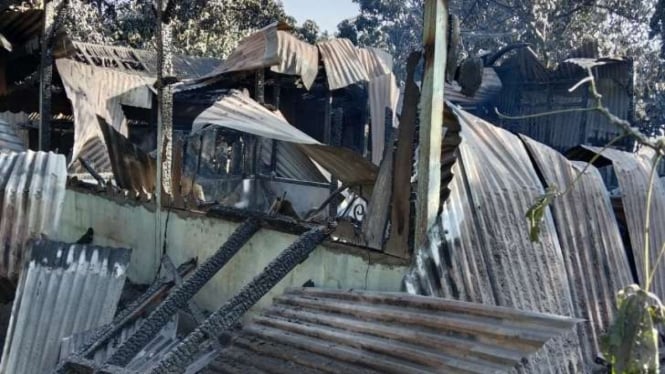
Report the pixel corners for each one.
[0,150,67,280]
[0,239,130,374]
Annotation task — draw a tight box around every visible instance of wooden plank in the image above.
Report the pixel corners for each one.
[414,0,447,247]
[362,139,394,249]
[385,52,421,257]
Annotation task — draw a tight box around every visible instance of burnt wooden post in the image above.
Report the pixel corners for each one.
[255,69,265,104]
[415,0,447,247]
[39,0,63,151]
[154,0,175,277]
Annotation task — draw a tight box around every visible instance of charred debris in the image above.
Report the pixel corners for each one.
[0,2,661,374]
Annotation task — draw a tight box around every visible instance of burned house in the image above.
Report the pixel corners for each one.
[0,2,664,373]
[490,42,635,153]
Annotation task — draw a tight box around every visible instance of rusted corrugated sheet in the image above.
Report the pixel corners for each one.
[71,41,220,79]
[0,239,130,374]
[569,145,665,298]
[317,39,370,91]
[298,144,378,186]
[521,136,634,365]
[0,119,25,152]
[203,287,579,374]
[98,117,156,196]
[206,22,319,90]
[0,150,67,280]
[56,58,155,172]
[404,106,585,373]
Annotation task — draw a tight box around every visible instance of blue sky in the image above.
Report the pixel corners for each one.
[281,0,359,34]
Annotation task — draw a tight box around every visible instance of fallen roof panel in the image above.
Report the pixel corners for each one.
[56,58,156,173]
[404,106,586,372]
[203,288,579,374]
[0,239,131,374]
[98,116,156,196]
[317,39,370,90]
[522,136,634,365]
[569,145,665,298]
[0,150,67,281]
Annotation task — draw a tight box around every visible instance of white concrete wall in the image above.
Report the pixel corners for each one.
[56,189,408,314]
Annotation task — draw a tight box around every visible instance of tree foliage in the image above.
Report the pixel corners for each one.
[62,0,325,59]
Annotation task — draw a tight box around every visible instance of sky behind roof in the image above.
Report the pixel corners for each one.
[281,0,359,34]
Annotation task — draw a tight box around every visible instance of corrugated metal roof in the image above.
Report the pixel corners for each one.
[357,47,392,79]
[404,106,585,372]
[192,90,317,144]
[569,145,665,298]
[317,39,370,91]
[0,119,25,152]
[56,58,155,172]
[203,287,579,374]
[197,22,319,90]
[298,144,379,187]
[98,116,156,196]
[259,139,327,182]
[71,41,220,79]
[0,239,131,374]
[0,150,67,280]
[521,136,634,365]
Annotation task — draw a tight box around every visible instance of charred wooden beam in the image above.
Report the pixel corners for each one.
[149,226,331,373]
[104,219,260,367]
[39,0,65,151]
[53,260,196,373]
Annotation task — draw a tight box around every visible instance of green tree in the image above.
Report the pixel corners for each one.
[294,19,322,44]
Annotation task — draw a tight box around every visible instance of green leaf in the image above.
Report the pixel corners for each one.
[601,285,664,374]
[525,186,558,243]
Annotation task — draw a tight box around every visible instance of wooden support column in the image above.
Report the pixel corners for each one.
[415,0,447,247]
[155,0,175,275]
[39,0,63,151]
